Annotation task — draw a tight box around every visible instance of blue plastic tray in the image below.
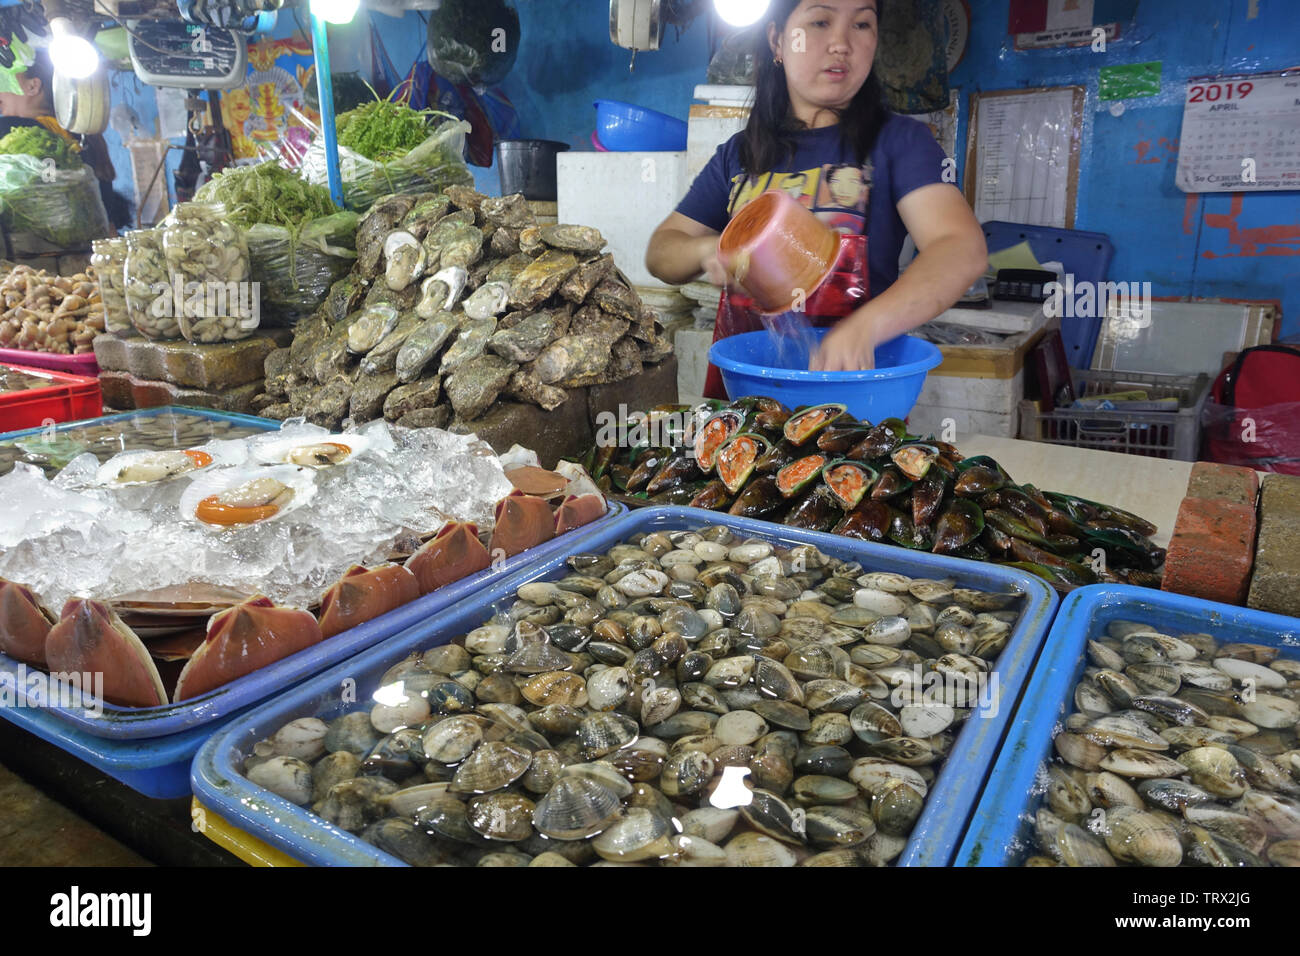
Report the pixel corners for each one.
[193,505,1058,868]
[982,221,1114,369]
[955,585,1300,867]
[0,689,257,799]
[3,502,625,740]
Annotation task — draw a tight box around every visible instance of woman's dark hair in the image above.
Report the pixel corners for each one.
[739,0,890,174]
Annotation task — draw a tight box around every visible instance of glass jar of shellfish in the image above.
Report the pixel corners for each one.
[124,228,181,340]
[90,236,132,336]
[161,201,259,344]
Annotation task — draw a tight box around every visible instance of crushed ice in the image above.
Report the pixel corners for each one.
[0,421,515,610]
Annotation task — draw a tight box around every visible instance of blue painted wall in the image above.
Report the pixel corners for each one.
[369,0,713,197]
[949,0,1300,338]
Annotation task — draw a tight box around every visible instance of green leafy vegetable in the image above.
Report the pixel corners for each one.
[0,126,82,170]
[337,88,452,163]
[194,161,338,229]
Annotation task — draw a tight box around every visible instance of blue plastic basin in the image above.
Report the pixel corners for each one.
[710,328,942,423]
[955,585,1300,867]
[193,506,1057,867]
[593,99,687,151]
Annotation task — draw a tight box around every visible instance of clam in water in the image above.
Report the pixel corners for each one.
[246,525,1026,866]
[1023,622,1300,867]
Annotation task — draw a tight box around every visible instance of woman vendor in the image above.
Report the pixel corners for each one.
[646,0,987,395]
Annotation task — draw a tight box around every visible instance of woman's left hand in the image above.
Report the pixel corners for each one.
[810,312,878,371]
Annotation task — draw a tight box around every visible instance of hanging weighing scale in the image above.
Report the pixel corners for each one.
[126,19,247,89]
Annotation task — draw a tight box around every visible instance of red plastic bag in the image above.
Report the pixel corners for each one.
[1201,344,1300,474]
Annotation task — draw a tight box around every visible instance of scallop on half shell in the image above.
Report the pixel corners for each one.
[252,432,374,469]
[180,465,317,528]
[95,445,236,488]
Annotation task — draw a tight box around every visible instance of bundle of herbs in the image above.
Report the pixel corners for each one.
[336,91,455,164]
[195,161,338,228]
[0,126,82,170]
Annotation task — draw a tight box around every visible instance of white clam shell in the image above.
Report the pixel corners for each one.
[252,432,373,468]
[180,464,317,528]
[94,444,238,488]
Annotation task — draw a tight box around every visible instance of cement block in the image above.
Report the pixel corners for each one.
[1185,462,1259,506]
[1260,473,1300,516]
[126,374,264,414]
[93,331,292,389]
[1247,506,1300,617]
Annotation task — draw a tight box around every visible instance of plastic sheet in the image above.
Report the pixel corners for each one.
[0,154,110,248]
[301,119,473,213]
[245,212,359,328]
[123,229,180,341]
[161,202,257,344]
[1201,398,1300,475]
[90,237,130,335]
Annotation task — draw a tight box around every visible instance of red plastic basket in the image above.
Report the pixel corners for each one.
[0,348,99,377]
[0,361,103,432]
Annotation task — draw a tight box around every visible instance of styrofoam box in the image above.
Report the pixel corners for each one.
[557,151,688,291]
[909,370,1025,439]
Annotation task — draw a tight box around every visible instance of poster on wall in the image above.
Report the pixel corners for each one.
[1009,0,1137,51]
[1176,72,1300,193]
[915,89,960,159]
[219,35,321,165]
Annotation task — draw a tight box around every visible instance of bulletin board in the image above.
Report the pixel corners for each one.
[1175,71,1300,193]
[964,85,1085,229]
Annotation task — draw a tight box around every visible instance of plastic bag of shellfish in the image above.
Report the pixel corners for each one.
[90,236,131,335]
[0,153,111,248]
[160,202,258,345]
[244,212,360,328]
[301,119,474,214]
[124,228,182,341]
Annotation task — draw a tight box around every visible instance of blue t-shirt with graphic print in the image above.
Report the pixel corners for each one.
[675,113,948,297]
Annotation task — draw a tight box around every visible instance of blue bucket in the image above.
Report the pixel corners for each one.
[593,99,688,151]
[955,585,1300,867]
[710,328,942,422]
[193,506,1057,867]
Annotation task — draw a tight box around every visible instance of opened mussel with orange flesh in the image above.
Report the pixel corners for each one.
[776,454,828,498]
[783,403,846,447]
[196,477,295,526]
[824,461,877,510]
[693,410,743,472]
[891,443,939,482]
[716,433,769,495]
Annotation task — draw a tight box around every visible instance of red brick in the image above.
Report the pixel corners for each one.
[1186,462,1259,507]
[1162,497,1257,605]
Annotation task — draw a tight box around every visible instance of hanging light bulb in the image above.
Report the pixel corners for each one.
[48,17,99,80]
[713,0,772,28]
[309,0,359,25]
